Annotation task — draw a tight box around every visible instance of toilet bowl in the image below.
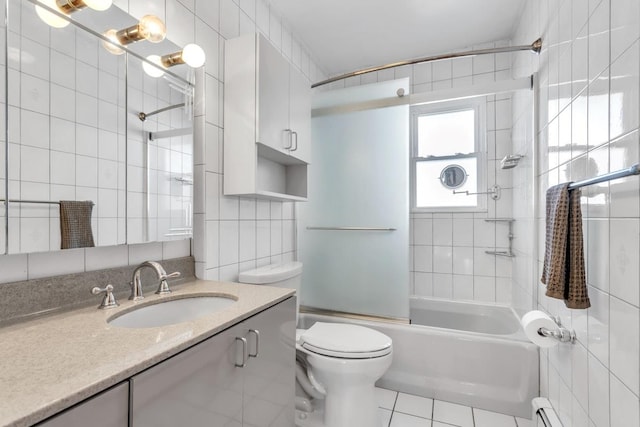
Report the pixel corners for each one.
[238,262,393,427]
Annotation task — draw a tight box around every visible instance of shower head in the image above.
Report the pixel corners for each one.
[501,154,524,169]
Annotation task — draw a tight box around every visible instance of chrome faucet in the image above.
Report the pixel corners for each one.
[129,261,181,300]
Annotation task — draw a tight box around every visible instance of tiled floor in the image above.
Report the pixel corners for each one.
[376,387,533,427]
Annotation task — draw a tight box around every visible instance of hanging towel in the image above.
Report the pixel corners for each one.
[59,201,95,249]
[541,184,590,309]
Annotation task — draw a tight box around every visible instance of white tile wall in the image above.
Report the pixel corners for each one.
[513,0,640,425]
[0,240,190,282]
[182,0,322,281]
[409,89,515,304]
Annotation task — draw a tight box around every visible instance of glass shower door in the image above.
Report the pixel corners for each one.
[299,79,410,319]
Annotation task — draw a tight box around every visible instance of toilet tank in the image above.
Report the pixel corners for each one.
[239,261,302,301]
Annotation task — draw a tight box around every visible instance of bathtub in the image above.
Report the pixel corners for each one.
[299,296,538,418]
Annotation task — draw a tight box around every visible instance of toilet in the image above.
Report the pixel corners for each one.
[238,262,393,427]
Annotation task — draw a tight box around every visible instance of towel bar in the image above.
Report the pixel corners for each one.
[568,163,640,190]
[0,199,94,206]
[306,227,397,231]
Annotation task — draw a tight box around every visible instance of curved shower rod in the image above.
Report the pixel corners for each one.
[138,103,185,122]
[311,38,542,88]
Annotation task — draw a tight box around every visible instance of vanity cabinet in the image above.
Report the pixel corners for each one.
[130,297,296,426]
[37,383,129,427]
[224,33,310,201]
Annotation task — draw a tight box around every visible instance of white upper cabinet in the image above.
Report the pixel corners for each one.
[288,67,312,163]
[224,33,310,201]
[256,35,292,157]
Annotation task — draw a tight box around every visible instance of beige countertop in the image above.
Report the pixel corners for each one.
[0,280,295,427]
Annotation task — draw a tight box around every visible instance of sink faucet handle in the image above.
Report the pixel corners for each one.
[156,271,181,295]
[91,284,119,309]
[161,271,181,280]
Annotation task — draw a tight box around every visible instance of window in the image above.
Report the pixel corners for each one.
[411,99,486,211]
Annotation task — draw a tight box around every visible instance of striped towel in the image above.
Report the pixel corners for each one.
[541,184,590,309]
[60,201,95,249]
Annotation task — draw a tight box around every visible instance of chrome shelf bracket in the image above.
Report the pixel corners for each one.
[484,218,515,258]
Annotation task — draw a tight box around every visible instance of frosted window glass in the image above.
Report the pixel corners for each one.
[415,157,478,208]
[417,109,475,157]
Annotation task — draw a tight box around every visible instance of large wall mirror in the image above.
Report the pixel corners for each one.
[0,0,196,255]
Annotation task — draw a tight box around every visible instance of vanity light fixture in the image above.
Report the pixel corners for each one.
[35,0,112,28]
[102,15,166,55]
[142,44,206,77]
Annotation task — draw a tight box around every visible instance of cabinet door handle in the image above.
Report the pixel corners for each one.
[247,329,260,358]
[291,131,298,152]
[283,129,293,149]
[235,337,248,367]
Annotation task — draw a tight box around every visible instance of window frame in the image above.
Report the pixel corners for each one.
[410,97,487,213]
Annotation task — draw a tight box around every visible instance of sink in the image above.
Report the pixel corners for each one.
[108,295,237,328]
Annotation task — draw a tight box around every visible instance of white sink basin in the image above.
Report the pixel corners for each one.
[108,295,237,328]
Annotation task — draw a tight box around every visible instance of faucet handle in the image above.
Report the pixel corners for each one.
[161,271,181,280]
[156,271,181,295]
[91,284,119,309]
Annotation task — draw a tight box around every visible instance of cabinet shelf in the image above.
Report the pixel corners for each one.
[254,191,308,202]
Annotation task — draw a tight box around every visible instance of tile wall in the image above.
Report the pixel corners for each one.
[513,0,640,425]
[180,0,323,281]
[0,0,323,284]
[408,50,517,304]
[324,42,518,304]
[409,91,515,304]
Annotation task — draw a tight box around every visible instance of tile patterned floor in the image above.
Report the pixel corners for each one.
[376,387,533,427]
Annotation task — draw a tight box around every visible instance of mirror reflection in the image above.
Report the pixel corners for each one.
[1,0,196,254]
[439,165,468,189]
[126,55,193,244]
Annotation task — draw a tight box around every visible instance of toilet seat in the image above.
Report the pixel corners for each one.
[298,322,392,359]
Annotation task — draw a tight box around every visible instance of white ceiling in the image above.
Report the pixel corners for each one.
[269,0,527,79]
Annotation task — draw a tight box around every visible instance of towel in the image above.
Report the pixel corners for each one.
[541,184,590,309]
[59,201,95,249]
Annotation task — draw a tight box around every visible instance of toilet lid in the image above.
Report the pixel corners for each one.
[298,322,392,359]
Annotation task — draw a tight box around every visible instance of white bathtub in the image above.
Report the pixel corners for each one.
[299,297,538,418]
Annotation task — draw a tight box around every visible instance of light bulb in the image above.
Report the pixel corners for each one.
[35,0,70,28]
[181,44,206,68]
[138,15,166,43]
[143,55,166,78]
[102,29,124,55]
[83,0,112,11]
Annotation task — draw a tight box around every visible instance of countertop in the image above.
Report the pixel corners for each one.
[0,280,295,427]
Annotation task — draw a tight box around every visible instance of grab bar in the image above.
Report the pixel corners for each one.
[306,227,396,231]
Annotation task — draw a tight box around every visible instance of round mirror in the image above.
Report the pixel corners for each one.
[439,164,468,189]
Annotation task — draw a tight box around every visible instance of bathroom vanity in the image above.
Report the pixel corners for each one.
[0,281,296,427]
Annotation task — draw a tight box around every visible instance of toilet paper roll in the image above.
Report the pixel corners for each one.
[521,310,559,348]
